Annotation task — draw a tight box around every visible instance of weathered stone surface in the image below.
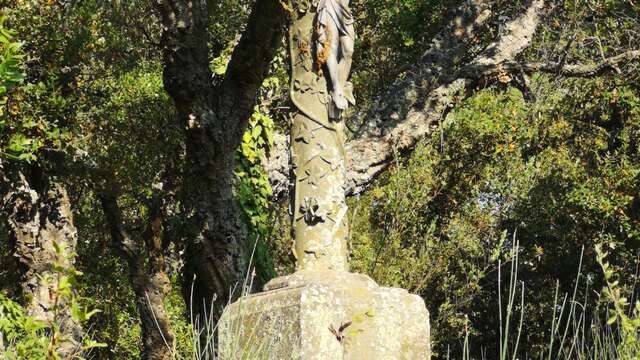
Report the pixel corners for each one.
[218,272,430,359]
[288,2,351,272]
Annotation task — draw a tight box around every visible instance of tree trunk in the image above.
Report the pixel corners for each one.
[153,0,286,331]
[181,138,248,323]
[100,193,175,360]
[131,258,174,360]
[0,162,83,357]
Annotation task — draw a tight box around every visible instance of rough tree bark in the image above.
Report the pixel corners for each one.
[100,191,175,360]
[0,160,83,357]
[153,0,286,325]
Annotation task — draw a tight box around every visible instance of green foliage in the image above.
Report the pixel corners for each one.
[72,68,183,356]
[0,293,48,359]
[0,3,78,162]
[1,0,166,164]
[596,243,640,358]
[165,275,195,359]
[77,238,143,359]
[0,15,24,96]
[236,109,274,233]
[236,108,277,285]
[458,245,640,360]
[0,13,33,162]
[2,79,74,162]
[350,75,640,357]
[349,89,527,354]
[350,0,458,105]
[231,44,289,285]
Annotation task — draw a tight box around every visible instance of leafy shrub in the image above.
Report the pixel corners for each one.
[350,78,640,357]
[0,293,49,359]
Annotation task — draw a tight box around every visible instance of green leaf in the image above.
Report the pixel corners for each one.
[52,240,62,255]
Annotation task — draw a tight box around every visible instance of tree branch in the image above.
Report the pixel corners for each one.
[506,50,639,78]
[99,192,140,260]
[354,0,493,140]
[98,190,176,359]
[155,0,213,110]
[216,0,286,140]
[340,1,639,197]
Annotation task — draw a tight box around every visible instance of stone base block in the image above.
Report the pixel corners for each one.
[218,271,430,359]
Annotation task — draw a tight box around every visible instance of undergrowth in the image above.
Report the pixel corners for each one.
[458,241,640,360]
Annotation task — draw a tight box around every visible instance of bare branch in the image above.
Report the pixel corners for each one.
[99,192,140,260]
[472,0,545,67]
[355,0,493,139]
[454,50,639,86]
[509,50,639,77]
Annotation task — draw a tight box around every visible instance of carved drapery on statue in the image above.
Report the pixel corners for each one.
[288,0,355,271]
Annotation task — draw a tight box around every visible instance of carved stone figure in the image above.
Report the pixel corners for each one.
[287,0,355,271]
[316,0,356,119]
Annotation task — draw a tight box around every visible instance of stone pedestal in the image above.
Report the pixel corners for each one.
[218,271,430,359]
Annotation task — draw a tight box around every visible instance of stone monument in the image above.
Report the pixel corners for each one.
[218,1,430,358]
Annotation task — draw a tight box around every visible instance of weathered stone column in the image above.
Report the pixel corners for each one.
[219,1,430,358]
[288,3,351,271]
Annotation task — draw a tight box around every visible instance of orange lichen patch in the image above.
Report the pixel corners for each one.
[315,24,332,74]
[298,40,311,55]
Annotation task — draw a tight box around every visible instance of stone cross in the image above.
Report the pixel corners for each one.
[289,0,355,272]
[218,2,431,357]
